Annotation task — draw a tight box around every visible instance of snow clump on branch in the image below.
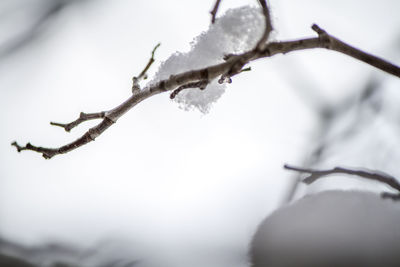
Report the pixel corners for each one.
[150,6,265,113]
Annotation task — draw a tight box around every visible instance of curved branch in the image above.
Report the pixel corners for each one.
[284,164,400,200]
[256,0,273,51]
[12,24,400,159]
[311,24,400,77]
[170,80,208,99]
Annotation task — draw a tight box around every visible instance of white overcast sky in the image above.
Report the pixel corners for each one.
[0,0,400,266]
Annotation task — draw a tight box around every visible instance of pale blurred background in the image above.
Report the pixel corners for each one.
[1,0,400,266]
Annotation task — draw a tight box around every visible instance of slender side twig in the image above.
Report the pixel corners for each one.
[12,24,400,159]
[210,0,222,24]
[255,0,273,51]
[170,80,209,99]
[284,164,400,200]
[50,111,106,132]
[132,43,161,92]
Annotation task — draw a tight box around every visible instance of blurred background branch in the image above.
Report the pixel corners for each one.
[0,0,91,60]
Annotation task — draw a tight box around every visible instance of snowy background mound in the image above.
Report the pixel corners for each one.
[150,6,265,113]
[251,190,400,267]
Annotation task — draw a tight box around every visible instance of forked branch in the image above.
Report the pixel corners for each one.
[50,111,106,132]
[11,2,400,159]
[284,164,400,200]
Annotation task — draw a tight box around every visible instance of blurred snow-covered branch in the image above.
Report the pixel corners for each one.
[284,164,400,200]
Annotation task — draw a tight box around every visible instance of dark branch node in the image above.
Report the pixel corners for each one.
[159,80,167,91]
[11,141,25,152]
[210,0,222,24]
[200,68,209,80]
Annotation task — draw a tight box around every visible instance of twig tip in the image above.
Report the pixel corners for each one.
[311,24,325,35]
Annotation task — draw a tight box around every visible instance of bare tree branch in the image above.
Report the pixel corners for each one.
[132,43,161,92]
[284,164,400,200]
[12,24,400,159]
[210,0,222,24]
[50,111,106,132]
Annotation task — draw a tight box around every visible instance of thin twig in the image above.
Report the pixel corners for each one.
[255,0,273,51]
[137,43,161,80]
[12,141,61,159]
[311,24,400,77]
[132,43,161,92]
[210,0,222,24]
[50,111,105,132]
[12,24,400,158]
[170,80,208,99]
[284,164,400,198]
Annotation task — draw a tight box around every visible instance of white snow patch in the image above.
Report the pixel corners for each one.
[150,6,265,113]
